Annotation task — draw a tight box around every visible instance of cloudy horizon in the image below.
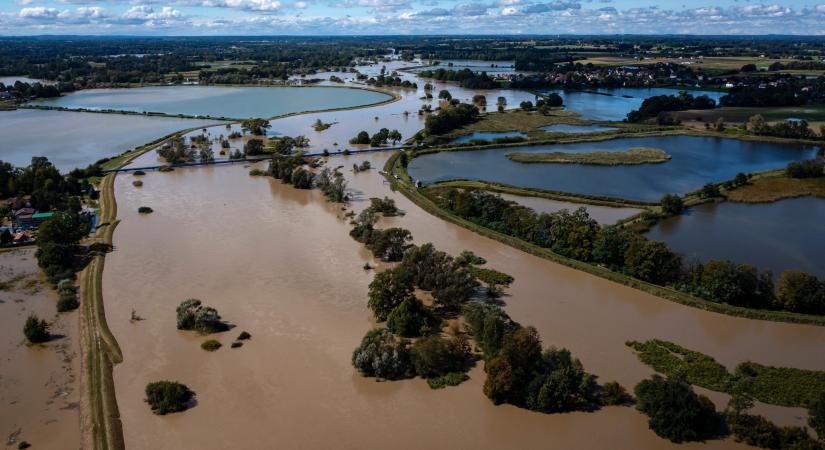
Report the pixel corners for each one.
[1,0,824,36]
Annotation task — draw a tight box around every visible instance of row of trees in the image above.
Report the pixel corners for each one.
[745,115,825,141]
[417,68,500,90]
[349,128,402,147]
[0,157,95,212]
[626,92,717,122]
[437,188,825,315]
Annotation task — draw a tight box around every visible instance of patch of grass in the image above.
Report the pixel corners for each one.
[726,171,825,203]
[506,147,671,165]
[201,340,222,352]
[426,372,470,389]
[627,339,825,408]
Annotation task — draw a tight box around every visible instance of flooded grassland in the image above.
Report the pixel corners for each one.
[0,249,80,449]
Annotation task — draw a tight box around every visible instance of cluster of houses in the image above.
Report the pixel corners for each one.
[0,197,54,244]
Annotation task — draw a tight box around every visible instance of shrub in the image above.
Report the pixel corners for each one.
[634,375,720,443]
[410,335,473,378]
[601,381,630,406]
[133,170,146,176]
[809,391,825,441]
[249,169,266,176]
[145,381,194,415]
[18,442,31,449]
[774,270,825,315]
[786,159,824,179]
[158,165,174,172]
[23,314,49,343]
[231,341,243,348]
[427,372,470,389]
[455,250,486,266]
[176,299,226,333]
[138,206,153,214]
[56,278,79,312]
[351,328,412,380]
[660,194,683,215]
[201,339,222,351]
[386,296,430,337]
[237,331,251,340]
[132,180,143,187]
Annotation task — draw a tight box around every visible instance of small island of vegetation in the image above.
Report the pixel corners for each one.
[505,147,671,165]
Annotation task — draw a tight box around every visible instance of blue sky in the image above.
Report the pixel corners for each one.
[0,0,823,35]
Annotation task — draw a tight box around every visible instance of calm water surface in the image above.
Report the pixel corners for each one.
[0,109,217,170]
[451,131,527,143]
[647,197,825,278]
[497,192,642,225]
[408,135,820,202]
[31,85,393,119]
[543,88,726,121]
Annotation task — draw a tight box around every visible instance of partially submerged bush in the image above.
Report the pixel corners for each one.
[237,331,251,340]
[145,381,194,415]
[410,334,473,379]
[138,206,153,214]
[201,339,222,351]
[56,278,79,312]
[132,180,143,187]
[176,298,227,333]
[23,314,49,343]
[158,165,174,172]
[427,372,470,389]
[634,375,720,443]
[231,341,243,348]
[133,170,146,176]
[351,328,412,380]
[600,381,631,406]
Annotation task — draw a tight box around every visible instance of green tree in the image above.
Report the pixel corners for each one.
[367,267,414,321]
[438,89,452,101]
[660,194,683,215]
[388,129,402,145]
[23,314,49,343]
[634,375,720,443]
[175,299,225,333]
[351,328,412,380]
[410,334,472,378]
[624,240,682,285]
[240,118,270,136]
[368,227,412,262]
[145,381,194,415]
[774,270,825,314]
[386,296,430,337]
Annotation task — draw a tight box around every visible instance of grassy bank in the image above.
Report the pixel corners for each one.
[79,173,124,450]
[386,151,825,326]
[425,179,655,209]
[726,170,825,203]
[627,339,825,408]
[506,147,670,165]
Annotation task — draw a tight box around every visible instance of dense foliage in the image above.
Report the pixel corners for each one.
[351,328,413,380]
[23,314,50,343]
[626,92,716,122]
[175,298,226,333]
[145,381,194,415]
[425,103,480,135]
[634,375,720,443]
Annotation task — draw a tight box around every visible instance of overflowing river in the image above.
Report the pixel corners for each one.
[100,148,824,449]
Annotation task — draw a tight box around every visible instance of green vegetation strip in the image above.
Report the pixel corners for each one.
[385,151,825,326]
[79,173,125,450]
[505,147,671,165]
[626,339,825,408]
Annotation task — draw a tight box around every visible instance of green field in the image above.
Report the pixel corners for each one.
[506,147,670,165]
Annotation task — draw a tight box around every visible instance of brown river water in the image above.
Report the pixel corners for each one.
[97,147,825,449]
[0,249,80,449]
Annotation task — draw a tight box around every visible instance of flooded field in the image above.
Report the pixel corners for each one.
[0,249,80,450]
[99,148,825,449]
[0,109,217,170]
[30,85,393,119]
[647,197,825,278]
[408,136,820,202]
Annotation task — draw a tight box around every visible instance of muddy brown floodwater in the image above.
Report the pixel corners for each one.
[102,149,824,450]
[0,249,80,449]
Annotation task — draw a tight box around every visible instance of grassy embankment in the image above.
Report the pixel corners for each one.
[79,173,124,450]
[627,339,825,408]
[384,151,825,326]
[725,170,825,203]
[506,147,670,165]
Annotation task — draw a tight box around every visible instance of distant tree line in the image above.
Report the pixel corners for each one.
[626,92,717,122]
